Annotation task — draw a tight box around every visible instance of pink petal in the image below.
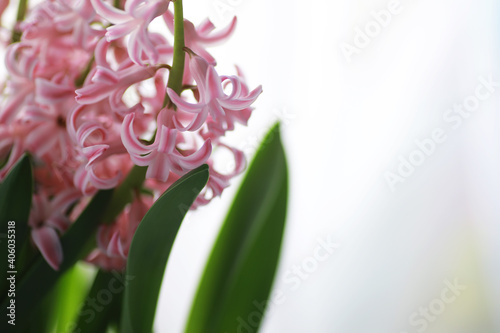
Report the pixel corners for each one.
[94,38,110,67]
[88,167,121,189]
[75,83,112,104]
[83,144,109,165]
[166,88,203,113]
[46,216,68,233]
[125,0,145,13]
[93,66,119,84]
[205,66,223,98]
[106,231,121,257]
[90,0,130,24]
[176,139,212,170]
[156,125,177,153]
[126,29,143,65]
[198,19,216,35]
[173,111,206,132]
[199,17,237,43]
[50,189,81,213]
[32,227,63,271]
[218,85,262,110]
[120,113,153,156]
[35,78,74,105]
[106,19,137,41]
[146,153,171,181]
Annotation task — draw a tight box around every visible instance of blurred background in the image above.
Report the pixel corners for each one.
[155,0,500,332]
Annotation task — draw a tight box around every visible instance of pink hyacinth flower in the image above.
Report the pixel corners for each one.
[166,52,262,132]
[91,0,170,65]
[0,43,37,124]
[121,112,212,182]
[96,195,151,258]
[0,121,27,180]
[22,76,77,160]
[23,103,75,160]
[163,11,236,65]
[193,143,245,208]
[47,0,104,49]
[29,189,81,270]
[75,63,156,111]
[86,249,126,271]
[0,0,9,24]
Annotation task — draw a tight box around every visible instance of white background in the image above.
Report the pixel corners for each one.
[156,0,500,332]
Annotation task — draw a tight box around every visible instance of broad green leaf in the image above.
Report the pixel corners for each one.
[0,189,113,332]
[185,123,289,333]
[102,165,147,224]
[53,263,96,333]
[25,264,94,333]
[26,279,59,333]
[73,269,124,333]
[0,154,33,295]
[121,164,209,333]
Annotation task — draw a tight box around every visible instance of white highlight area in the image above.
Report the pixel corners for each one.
[155,0,500,332]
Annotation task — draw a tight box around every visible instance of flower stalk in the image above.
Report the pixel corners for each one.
[163,0,185,107]
[103,0,185,223]
[11,0,28,43]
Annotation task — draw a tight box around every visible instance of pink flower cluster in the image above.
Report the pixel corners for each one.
[0,0,261,271]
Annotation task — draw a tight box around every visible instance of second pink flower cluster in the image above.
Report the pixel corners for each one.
[0,0,261,270]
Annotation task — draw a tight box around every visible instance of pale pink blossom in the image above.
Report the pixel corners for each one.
[69,104,132,194]
[0,44,37,123]
[0,0,9,25]
[163,11,236,66]
[86,249,127,270]
[91,0,170,65]
[20,2,93,79]
[23,103,75,160]
[86,194,152,270]
[193,144,245,208]
[0,122,28,180]
[75,61,158,112]
[97,195,151,258]
[73,154,132,195]
[0,0,261,271]
[50,0,104,49]
[166,52,262,133]
[29,189,81,270]
[121,112,212,182]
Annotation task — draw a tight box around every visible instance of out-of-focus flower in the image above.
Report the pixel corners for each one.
[167,52,262,134]
[91,0,170,65]
[164,11,236,66]
[121,112,212,182]
[29,189,81,270]
[0,0,9,25]
[0,0,261,270]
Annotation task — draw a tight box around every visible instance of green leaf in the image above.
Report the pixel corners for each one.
[185,123,289,333]
[52,263,96,333]
[121,164,209,333]
[26,280,59,333]
[0,189,113,332]
[0,154,33,296]
[72,269,124,333]
[26,264,94,333]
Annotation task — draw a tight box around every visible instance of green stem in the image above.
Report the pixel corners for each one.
[11,0,28,43]
[101,165,148,224]
[163,0,185,107]
[101,0,186,224]
[75,56,95,87]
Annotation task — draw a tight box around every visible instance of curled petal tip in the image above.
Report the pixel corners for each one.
[31,227,63,271]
